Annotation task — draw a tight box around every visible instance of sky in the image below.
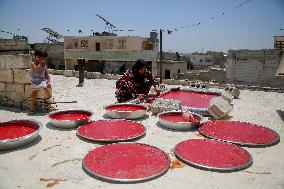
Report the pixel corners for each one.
[0,0,283,53]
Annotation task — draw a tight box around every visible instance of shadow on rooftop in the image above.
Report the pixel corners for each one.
[276,110,284,122]
[0,136,42,155]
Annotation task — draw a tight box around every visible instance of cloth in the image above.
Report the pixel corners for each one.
[30,62,47,89]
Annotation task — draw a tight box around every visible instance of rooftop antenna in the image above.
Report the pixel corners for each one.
[41,28,63,43]
[95,13,117,32]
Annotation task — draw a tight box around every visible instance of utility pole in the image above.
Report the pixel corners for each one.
[159,29,163,83]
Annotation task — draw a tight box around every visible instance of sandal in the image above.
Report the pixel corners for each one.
[27,109,36,115]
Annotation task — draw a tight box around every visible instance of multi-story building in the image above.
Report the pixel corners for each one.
[274,36,284,50]
[64,32,159,75]
[187,51,225,68]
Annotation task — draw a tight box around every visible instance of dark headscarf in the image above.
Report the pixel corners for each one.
[131,59,146,81]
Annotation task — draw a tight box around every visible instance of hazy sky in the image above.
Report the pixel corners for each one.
[0,0,283,53]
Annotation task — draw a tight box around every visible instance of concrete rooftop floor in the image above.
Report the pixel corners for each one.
[0,75,284,189]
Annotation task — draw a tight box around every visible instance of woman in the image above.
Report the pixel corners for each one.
[115,59,160,102]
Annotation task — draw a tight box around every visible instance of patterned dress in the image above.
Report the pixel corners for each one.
[115,69,159,102]
[30,62,47,89]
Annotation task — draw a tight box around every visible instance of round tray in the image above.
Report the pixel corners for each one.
[48,109,93,128]
[158,111,203,130]
[77,120,146,142]
[105,103,147,120]
[174,139,253,171]
[82,143,170,183]
[155,87,222,116]
[199,120,280,147]
[0,119,42,150]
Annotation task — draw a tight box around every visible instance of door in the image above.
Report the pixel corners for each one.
[96,43,100,51]
[165,69,171,79]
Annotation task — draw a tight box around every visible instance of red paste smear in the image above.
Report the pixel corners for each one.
[83,143,170,179]
[160,113,200,123]
[0,122,37,140]
[78,120,145,141]
[50,111,91,121]
[175,139,250,168]
[200,121,278,145]
[158,90,220,108]
[106,105,146,111]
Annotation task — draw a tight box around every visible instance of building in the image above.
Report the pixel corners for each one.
[31,43,64,70]
[64,32,159,75]
[226,49,284,87]
[154,52,187,79]
[156,60,187,79]
[274,36,284,50]
[187,51,225,68]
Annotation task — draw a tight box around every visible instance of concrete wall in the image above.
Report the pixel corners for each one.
[178,68,226,83]
[64,49,158,62]
[276,57,284,76]
[226,49,284,87]
[48,68,121,80]
[0,39,29,55]
[64,35,158,51]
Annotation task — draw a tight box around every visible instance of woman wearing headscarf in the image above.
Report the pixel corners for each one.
[115,59,160,102]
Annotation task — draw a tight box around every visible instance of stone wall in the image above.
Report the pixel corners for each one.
[0,54,50,110]
[0,39,29,55]
[0,54,31,108]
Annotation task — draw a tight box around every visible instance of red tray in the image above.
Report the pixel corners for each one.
[199,120,280,146]
[174,139,252,171]
[82,143,170,183]
[0,119,42,150]
[157,88,220,109]
[77,120,146,142]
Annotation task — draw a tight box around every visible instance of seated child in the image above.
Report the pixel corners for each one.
[27,49,52,115]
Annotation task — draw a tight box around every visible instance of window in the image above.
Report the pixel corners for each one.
[142,41,153,50]
[59,65,65,70]
[118,39,126,49]
[74,65,78,71]
[205,58,211,62]
[81,40,88,49]
[105,39,114,49]
[165,70,171,79]
[178,69,180,73]
[73,40,79,49]
[200,59,203,62]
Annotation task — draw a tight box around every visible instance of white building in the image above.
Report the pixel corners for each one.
[188,51,225,68]
[156,60,187,79]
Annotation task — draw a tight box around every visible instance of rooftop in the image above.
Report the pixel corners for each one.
[0,75,284,189]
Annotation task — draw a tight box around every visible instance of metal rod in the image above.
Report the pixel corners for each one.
[159,29,163,83]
